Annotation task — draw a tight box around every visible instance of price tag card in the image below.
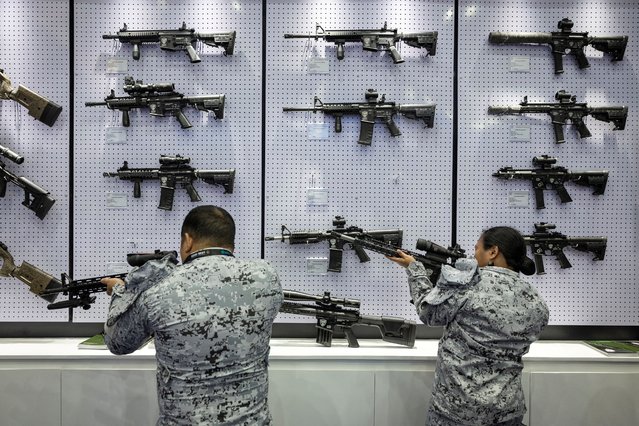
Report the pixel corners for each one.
[106,58,128,74]
[307,57,329,74]
[307,188,328,205]
[507,190,529,208]
[307,122,330,140]
[106,192,128,208]
[509,125,530,142]
[105,126,127,144]
[106,262,130,275]
[509,56,530,72]
[306,258,329,275]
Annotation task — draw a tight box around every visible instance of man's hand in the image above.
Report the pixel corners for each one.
[386,250,416,268]
[101,277,125,296]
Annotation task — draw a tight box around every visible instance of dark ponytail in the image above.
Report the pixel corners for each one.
[481,226,536,276]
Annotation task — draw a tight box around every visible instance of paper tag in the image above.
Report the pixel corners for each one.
[509,56,530,72]
[106,192,128,208]
[507,190,529,207]
[510,125,530,141]
[307,122,330,140]
[306,258,329,275]
[307,57,329,74]
[307,188,328,205]
[105,126,127,144]
[106,58,128,74]
[106,262,130,275]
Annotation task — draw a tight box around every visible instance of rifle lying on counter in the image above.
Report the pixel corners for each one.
[489,18,628,74]
[283,89,435,145]
[85,76,225,128]
[523,223,607,274]
[285,21,437,63]
[265,216,403,272]
[487,90,627,144]
[493,155,608,209]
[281,289,417,348]
[0,158,55,219]
[104,154,235,211]
[0,69,62,127]
[103,22,236,62]
[0,244,176,310]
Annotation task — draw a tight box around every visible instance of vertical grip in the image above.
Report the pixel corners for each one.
[336,43,345,60]
[552,51,564,74]
[0,177,7,197]
[185,44,201,63]
[534,253,545,275]
[122,110,131,127]
[132,43,141,60]
[132,179,142,198]
[334,115,343,133]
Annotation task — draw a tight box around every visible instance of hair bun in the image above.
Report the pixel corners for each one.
[520,256,536,276]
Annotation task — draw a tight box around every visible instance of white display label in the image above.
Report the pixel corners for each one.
[507,190,530,208]
[509,56,530,72]
[105,262,130,275]
[307,122,330,140]
[106,192,128,208]
[509,125,530,141]
[105,126,127,144]
[306,258,329,275]
[106,58,128,74]
[307,57,329,74]
[307,188,328,205]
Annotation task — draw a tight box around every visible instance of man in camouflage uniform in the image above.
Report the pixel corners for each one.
[389,227,549,426]
[102,205,283,425]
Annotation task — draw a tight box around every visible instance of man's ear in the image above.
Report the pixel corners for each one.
[181,233,194,253]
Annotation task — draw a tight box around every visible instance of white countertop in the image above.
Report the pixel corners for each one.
[0,338,637,362]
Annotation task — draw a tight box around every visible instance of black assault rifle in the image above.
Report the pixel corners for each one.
[489,18,628,74]
[0,242,176,309]
[487,90,627,144]
[103,22,236,63]
[103,155,235,211]
[264,216,403,272]
[283,89,436,145]
[284,21,437,63]
[85,76,225,128]
[493,155,608,209]
[280,289,417,348]
[331,232,466,283]
[0,69,62,127]
[523,223,607,275]
[0,159,55,219]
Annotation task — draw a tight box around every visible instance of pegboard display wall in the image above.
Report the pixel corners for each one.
[0,0,636,327]
[73,0,263,321]
[0,0,70,321]
[457,0,639,324]
[265,0,455,320]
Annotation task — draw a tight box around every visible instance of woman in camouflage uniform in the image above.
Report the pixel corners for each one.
[389,226,549,426]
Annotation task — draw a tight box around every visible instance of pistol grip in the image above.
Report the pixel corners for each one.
[388,45,404,64]
[184,183,201,202]
[555,185,573,204]
[573,48,590,69]
[186,44,201,63]
[175,110,192,129]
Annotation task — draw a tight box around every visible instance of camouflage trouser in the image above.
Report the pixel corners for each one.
[427,408,525,426]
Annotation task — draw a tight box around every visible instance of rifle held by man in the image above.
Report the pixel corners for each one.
[103,22,236,62]
[283,89,435,145]
[280,289,417,348]
[493,155,608,209]
[488,90,627,144]
[285,21,437,63]
[0,69,62,127]
[523,223,607,274]
[104,154,235,210]
[489,18,628,74]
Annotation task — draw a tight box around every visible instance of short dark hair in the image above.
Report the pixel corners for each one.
[181,205,235,248]
[481,226,535,275]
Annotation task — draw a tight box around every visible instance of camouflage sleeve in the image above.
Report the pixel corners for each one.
[406,261,472,327]
[104,295,151,355]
